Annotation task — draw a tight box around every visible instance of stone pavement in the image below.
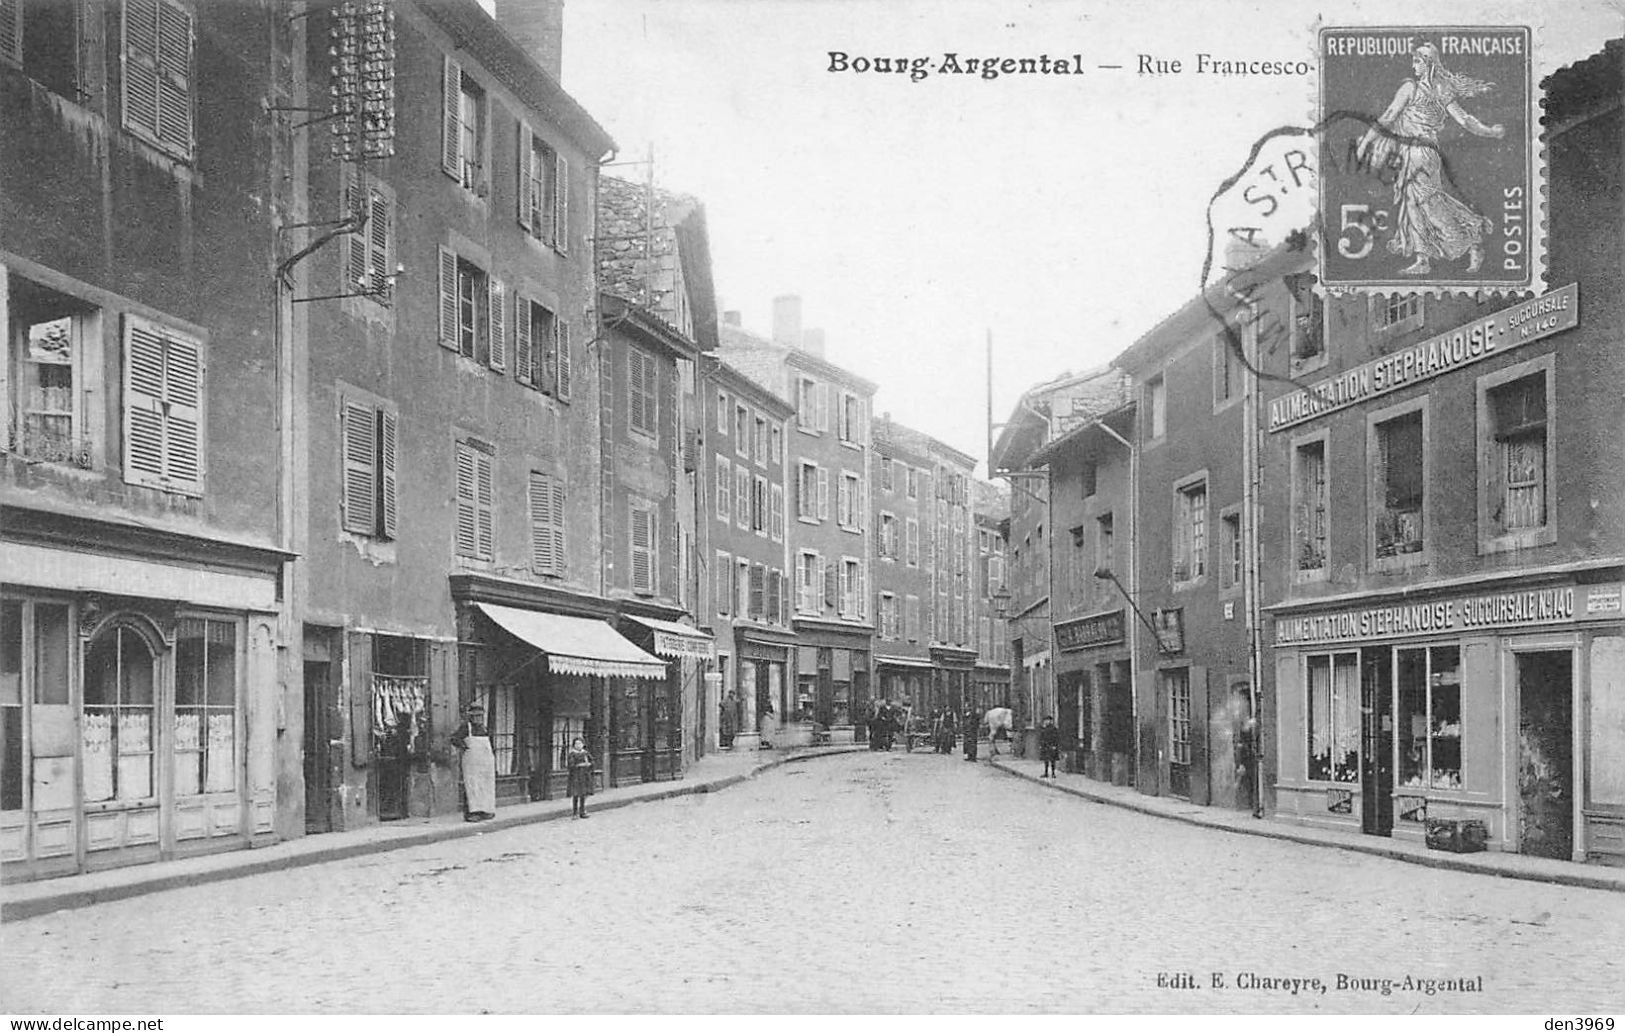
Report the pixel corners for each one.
[5,749,1622,1014]
[0,743,866,922]
[987,753,1625,893]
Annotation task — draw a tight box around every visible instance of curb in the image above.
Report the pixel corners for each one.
[988,758,1625,893]
[2,745,867,922]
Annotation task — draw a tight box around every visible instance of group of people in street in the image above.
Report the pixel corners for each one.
[451,702,595,823]
[866,701,906,750]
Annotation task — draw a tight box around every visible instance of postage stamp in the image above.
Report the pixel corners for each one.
[1317,26,1541,295]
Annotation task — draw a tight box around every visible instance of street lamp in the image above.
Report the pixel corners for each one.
[991,584,1012,620]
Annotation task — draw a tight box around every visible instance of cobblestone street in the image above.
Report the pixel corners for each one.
[5,751,1623,1014]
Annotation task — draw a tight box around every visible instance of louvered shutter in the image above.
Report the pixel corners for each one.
[750,565,764,619]
[368,190,390,297]
[455,445,478,557]
[824,559,837,609]
[767,570,781,624]
[770,484,784,541]
[628,350,646,431]
[529,472,553,574]
[341,401,377,535]
[475,449,494,560]
[379,409,398,539]
[0,0,20,63]
[343,169,368,291]
[441,56,462,179]
[160,329,202,491]
[817,468,829,521]
[837,476,850,529]
[550,479,566,575]
[630,506,653,592]
[552,153,569,251]
[516,123,532,231]
[514,293,533,386]
[154,0,192,152]
[437,247,458,350]
[735,467,749,527]
[122,0,161,144]
[555,321,571,400]
[858,562,867,618]
[123,318,168,487]
[488,279,507,371]
[837,562,850,617]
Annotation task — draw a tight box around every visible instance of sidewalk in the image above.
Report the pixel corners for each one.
[1,744,866,922]
[989,753,1625,893]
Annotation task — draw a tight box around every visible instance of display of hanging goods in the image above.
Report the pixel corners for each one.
[328,1,396,160]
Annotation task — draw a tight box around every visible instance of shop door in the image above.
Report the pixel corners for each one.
[1055,671,1082,759]
[1360,647,1393,836]
[1517,651,1573,859]
[303,661,332,834]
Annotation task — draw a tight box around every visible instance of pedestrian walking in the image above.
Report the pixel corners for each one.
[720,690,738,749]
[566,736,594,819]
[451,703,496,822]
[962,709,979,762]
[1039,715,1061,778]
[937,708,956,754]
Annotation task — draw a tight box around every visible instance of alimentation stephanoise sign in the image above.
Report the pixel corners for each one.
[1273,582,1623,648]
[1268,283,1578,433]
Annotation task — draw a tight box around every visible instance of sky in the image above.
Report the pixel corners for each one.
[557,0,1622,471]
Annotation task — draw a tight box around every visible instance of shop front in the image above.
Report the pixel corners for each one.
[1054,609,1135,784]
[930,646,977,723]
[617,615,715,783]
[791,619,871,744]
[733,626,795,750]
[875,655,932,717]
[1271,575,1625,864]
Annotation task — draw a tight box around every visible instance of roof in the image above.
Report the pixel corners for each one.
[991,365,1131,473]
[599,293,701,362]
[972,479,1010,521]
[596,175,719,351]
[717,322,879,395]
[704,356,796,420]
[1029,400,1136,467]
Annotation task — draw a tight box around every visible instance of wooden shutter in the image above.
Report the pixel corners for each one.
[122,0,161,143]
[437,246,458,350]
[487,278,507,371]
[343,168,368,291]
[552,153,569,251]
[824,559,837,609]
[628,350,646,431]
[158,326,201,491]
[550,478,566,575]
[767,569,781,624]
[837,561,851,617]
[474,448,493,560]
[378,409,398,539]
[154,0,192,152]
[529,471,554,574]
[441,55,462,179]
[514,293,533,386]
[368,190,390,297]
[770,484,784,541]
[837,476,850,529]
[516,123,532,231]
[0,0,20,64]
[341,401,377,535]
[455,443,478,557]
[123,316,202,496]
[749,564,765,619]
[735,467,748,527]
[555,321,572,400]
[817,467,829,521]
[630,505,653,592]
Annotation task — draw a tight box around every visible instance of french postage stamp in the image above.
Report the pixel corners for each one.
[1317,26,1541,295]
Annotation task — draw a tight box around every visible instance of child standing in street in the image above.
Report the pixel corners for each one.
[567,736,594,819]
[1039,715,1061,778]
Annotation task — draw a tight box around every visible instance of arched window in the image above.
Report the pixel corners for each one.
[83,623,158,802]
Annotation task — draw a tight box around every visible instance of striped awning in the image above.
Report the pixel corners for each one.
[624,615,715,660]
[476,603,667,680]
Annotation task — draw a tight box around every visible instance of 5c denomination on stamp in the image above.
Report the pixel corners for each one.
[1318,26,1540,294]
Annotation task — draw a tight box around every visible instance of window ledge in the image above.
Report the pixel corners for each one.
[1478,528,1556,555]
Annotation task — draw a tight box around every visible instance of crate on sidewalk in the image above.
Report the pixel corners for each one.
[1424,817,1489,853]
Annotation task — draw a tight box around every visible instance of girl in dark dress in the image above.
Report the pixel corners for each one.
[1039,715,1062,778]
[566,736,594,819]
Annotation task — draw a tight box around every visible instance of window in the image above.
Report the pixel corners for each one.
[1213,332,1242,406]
[734,466,750,529]
[817,467,830,521]
[1484,369,1550,540]
[4,275,96,467]
[749,563,766,620]
[715,457,731,524]
[906,517,920,566]
[441,57,486,192]
[1167,669,1191,768]
[437,249,497,365]
[628,348,657,436]
[796,376,820,432]
[1373,293,1424,333]
[1306,652,1360,782]
[751,475,767,534]
[1173,479,1207,583]
[715,551,731,616]
[735,557,750,616]
[1293,439,1327,576]
[173,617,238,797]
[1287,273,1325,372]
[879,593,898,640]
[905,595,921,642]
[839,557,864,619]
[881,457,894,493]
[2,0,82,99]
[1096,513,1114,576]
[516,128,567,250]
[796,461,818,521]
[838,391,864,445]
[769,483,784,542]
[1219,510,1242,591]
[630,501,656,594]
[796,551,821,614]
[906,467,918,498]
[1146,374,1166,440]
[838,471,862,530]
[753,414,767,466]
[1,600,71,812]
[770,424,783,463]
[123,315,203,496]
[1373,408,1425,560]
[528,470,566,576]
[454,439,495,561]
[122,0,194,160]
[1397,646,1462,791]
[513,296,570,399]
[879,513,897,560]
[83,624,157,802]
[343,167,393,304]
[734,404,749,457]
[340,397,398,540]
[1080,461,1097,498]
[715,391,729,435]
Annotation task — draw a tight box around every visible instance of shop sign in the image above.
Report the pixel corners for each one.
[651,629,715,660]
[1268,283,1579,433]
[1155,608,1184,655]
[1055,610,1124,651]
[1273,582,1623,647]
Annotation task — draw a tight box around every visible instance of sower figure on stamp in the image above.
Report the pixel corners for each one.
[1356,40,1505,276]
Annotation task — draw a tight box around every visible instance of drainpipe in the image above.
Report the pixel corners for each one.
[1242,312,1265,818]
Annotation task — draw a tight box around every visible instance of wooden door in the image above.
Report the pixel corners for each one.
[1517,651,1573,859]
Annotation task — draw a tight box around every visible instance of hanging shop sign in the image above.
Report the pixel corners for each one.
[1272,582,1623,647]
[1268,283,1578,433]
[1056,610,1125,651]
[650,629,715,660]
[1154,608,1185,655]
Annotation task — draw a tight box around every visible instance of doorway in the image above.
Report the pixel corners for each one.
[303,660,332,834]
[1360,646,1393,836]
[1517,650,1573,859]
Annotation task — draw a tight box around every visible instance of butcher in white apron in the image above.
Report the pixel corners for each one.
[452,703,497,821]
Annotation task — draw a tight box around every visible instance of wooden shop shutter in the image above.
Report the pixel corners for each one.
[437,246,459,350]
[630,505,653,592]
[340,400,377,535]
[441,55,462,179]
[487,278,507,372]
[123,315,202,496]
[348,630,374,768]
[514,293,533,386]
[552,153,569,251]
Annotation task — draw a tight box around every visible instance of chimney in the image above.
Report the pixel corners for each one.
[495,0,565,83]
[801,328,826,358]
[772,295,802,349]
[722,310,742,327]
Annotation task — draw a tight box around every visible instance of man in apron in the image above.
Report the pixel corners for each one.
[452,703,497,821]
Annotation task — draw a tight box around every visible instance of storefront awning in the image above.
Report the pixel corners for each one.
[475,603,667,680]
[874,654,935,669]
[624,615,716,660]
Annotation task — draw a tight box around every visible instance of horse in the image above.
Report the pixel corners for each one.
[983,707,1015,757]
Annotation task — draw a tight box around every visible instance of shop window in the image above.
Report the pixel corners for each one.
[1483,368,1551,541]
[1,601,21,812]
[1397,646,1462,791]
[1306,652,1359,782]
[553,716,587,770]
[454,438,495,561]
[122,0,194,161]
[1173,478,1207,584]
[83,623,157,803]
[1293,438,1328,577]
[1373,408,1425,561]
[5,273,98,468]
[173,617,237,797]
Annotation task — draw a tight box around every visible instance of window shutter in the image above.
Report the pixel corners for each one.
[153,0,192,151]
[441,55,462,179]
[552,153,569,251]
[455,444,478,558]
[768,569,782,623]
[770,484,784,541]
[817,467,829,521]
[123,317,167,487]
[550,479,566,575]
[735,467,749,527]
[837,476,850,528]
[858,562,867,619]
[437,246,458,350]
[628,350,646,431]
[513,293,532,385]
[516,123,532,231]
[122,0,161,143]
[838,562,851,616]
[378,408,398,539]
[824,559,837,609]
[529,472,553,574]
[343,169,368,291]
[340,400,377,535]
[750,565,764,619]
[630,507,653,592]
[368,190,390,297]
[488,278,507,371]
[0,0,20,64]
[555,321,572,400]
[475,450,494,560]
[159,328,202,491]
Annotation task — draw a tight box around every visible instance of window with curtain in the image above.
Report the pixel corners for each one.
[1306,652,1359,782]
[173,618,237,796]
